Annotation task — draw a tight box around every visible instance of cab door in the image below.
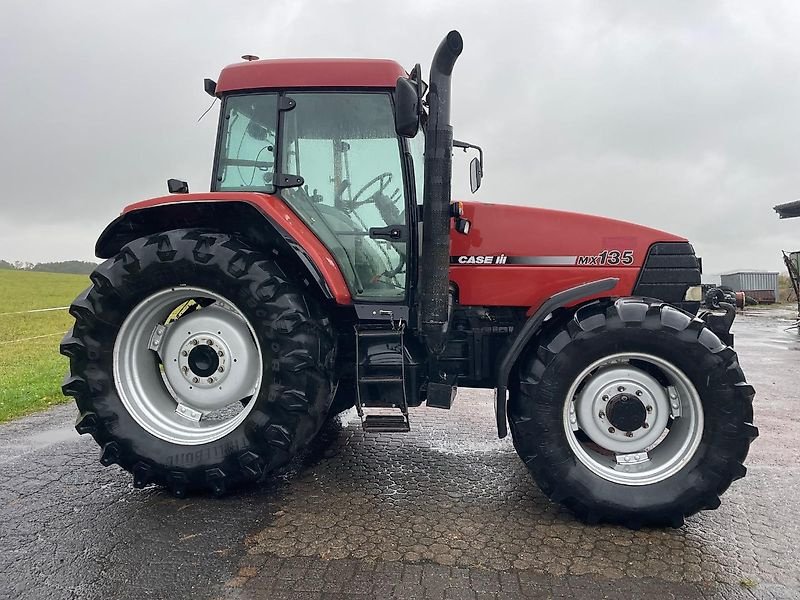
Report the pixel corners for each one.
[278,91,411,309]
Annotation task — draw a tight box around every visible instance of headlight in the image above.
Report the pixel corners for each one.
[684,285,703,301]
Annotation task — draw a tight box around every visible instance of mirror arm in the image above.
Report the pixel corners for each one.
[453,140,484,175]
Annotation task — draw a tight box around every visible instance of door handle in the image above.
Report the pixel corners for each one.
[369,225,407,241]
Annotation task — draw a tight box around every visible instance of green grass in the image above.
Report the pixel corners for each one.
[0,270,89,422]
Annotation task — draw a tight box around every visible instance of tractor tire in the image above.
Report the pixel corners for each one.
[60,229,336,496]
[508,298,757,528]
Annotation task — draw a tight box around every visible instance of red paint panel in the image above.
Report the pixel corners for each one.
[123,193,352,305]
[451,266,640,314]
[216,59,407,93]
[449,202,687,310]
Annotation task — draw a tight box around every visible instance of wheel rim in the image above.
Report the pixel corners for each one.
[113,287,263,446]
[562,352,704,486]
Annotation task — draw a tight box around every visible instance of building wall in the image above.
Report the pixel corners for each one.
[720,271,779,304]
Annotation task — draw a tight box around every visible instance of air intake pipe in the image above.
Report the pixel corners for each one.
[419,30,463,355]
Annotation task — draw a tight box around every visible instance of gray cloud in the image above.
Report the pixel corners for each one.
[0,0,798,275]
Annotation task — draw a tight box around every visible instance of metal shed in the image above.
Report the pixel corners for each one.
[720,271,779,304]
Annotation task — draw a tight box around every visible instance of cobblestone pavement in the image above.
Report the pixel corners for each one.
[1,308,798,599]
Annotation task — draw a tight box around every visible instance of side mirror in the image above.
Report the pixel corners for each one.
[469,156,482,193]
[454,139,485,194]
[167,178,189,194]
[395,77,419,138]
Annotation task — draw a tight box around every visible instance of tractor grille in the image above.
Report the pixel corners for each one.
[633,242,701,315]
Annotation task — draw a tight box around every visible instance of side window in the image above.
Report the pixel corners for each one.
[216,95,278,191]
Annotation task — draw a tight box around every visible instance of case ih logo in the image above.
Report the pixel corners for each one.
[451,251,635,266]
[455,255,509,265]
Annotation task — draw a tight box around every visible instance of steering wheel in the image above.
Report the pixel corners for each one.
[350,172,393,208]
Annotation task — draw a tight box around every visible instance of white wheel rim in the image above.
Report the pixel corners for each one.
[562,352,704,486]
[113,287,263,446]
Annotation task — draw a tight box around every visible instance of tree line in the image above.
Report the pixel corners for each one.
[0,259,97,275]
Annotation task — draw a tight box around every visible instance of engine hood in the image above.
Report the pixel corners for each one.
[448,201,690,309]
[450,201,686,261]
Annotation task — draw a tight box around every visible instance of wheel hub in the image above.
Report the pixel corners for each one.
[178,334,229,388]
[574,364,670,453]
[606,393,647,432]
[161,306,260,412]
[187,344,219,377]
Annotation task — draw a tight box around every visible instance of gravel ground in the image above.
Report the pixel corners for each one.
[1,307,798,600]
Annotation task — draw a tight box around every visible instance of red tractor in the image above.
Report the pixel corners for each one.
[61,31,756,528]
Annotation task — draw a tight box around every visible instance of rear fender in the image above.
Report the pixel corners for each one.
[96,197,351,305]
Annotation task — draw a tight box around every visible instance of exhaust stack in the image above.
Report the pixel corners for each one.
[419,30,463,355]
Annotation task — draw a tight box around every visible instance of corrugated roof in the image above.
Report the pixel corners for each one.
[774,199,800,219]
[720,270,779,275]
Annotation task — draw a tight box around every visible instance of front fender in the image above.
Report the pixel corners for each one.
[96,193,352,305]
[495,277,619,438]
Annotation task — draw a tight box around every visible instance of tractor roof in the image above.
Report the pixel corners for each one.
[215,58,407,94]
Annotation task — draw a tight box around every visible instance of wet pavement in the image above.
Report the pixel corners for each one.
[1,307,799,599]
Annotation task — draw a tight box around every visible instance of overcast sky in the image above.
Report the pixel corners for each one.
[1,1,799,276]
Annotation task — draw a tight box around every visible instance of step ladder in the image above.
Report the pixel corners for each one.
[354,324,410,433]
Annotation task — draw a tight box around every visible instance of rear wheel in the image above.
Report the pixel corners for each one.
[61,229,336,496]
[508,298,757,528]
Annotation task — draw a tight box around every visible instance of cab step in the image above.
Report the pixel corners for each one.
[354,323,410,433]
[359,375,404,384]
[362,414,410,433]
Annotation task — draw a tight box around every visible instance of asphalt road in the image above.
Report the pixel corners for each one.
[1,307,798,600]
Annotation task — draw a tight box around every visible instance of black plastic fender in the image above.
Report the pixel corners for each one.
[495,277,619,438]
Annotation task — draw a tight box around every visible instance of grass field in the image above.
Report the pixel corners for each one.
[0,270,89,422]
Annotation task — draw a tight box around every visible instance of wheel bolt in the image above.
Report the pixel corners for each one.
[625,431,633,438]
[617,386,625,392]
[642,422,649,429]
[218,367,224,373]
[218,350,224,357]
[646,405,653,413]
[207,378,214,384]
[602,395,609,401]
[182,366,188,374]
[192,377,199,383]
[608,427,616,434]
[190,340,198,346]
[598,411,605,419]
[636,390,642,396]
[182,350,188,357]
[206,339,213,346]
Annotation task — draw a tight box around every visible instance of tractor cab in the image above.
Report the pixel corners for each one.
[211,61,427,305]
[205,44,467,430]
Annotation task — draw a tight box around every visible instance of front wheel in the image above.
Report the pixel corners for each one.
[60,229,336,496]
[508,298,757,528]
